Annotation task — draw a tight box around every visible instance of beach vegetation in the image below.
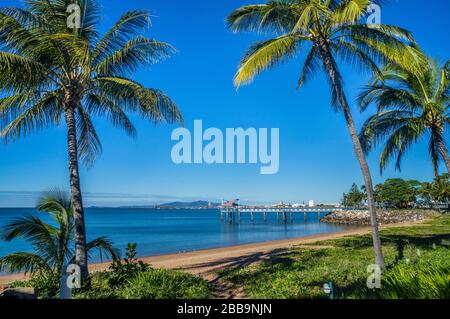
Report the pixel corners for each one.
[227,0,425,269]
[359,57,450,176]
[374,178,421,208]
[341,183,366,208]
[0,0,182,280]
[363,263,450,299]
[219,216,450,299]
[107,243,150,287]
[72,243,211,299]
[0,190,118,298]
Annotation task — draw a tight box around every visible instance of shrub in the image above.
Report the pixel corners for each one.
[10,272,59,299]
[73,243,211,299]
[120,268,211,299]
[367,263,450,299]
[107,243,150,287]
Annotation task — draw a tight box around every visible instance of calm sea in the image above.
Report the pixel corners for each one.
[0,208,356,262]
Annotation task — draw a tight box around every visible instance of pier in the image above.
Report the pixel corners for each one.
[219,205,342,224]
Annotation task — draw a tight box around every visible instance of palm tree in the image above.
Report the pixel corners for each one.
[0,0,182,279]
[359,57,449,176]
[227,0,423,268]
[0,190,118,279]
[431,173,450,207]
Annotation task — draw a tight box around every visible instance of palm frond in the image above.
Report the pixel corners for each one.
[0,91,62,143]
[86,236,120,262]
[76,106,102,167]
[297,46,320,88]
[93,37,175,76]
[90,76,182,124]
[0,252,51,275]
[92,10,151,65]
[227,1,301,35]
[234,33,304,87]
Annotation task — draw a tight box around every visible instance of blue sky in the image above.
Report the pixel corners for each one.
[0,0,449,207]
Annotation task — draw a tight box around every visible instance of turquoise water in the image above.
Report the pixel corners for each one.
[0,208,356,262]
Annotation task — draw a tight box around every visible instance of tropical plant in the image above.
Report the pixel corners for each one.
[0,190,119,294]
[342,183,366,208]
[227,0,422,268]
[420,174,450,210]
[120,268,211,299]
[369,263,450,299]
[0,0,182,279]
[374,178,420,208]
[108,243,149,287]
[359,57,450,176]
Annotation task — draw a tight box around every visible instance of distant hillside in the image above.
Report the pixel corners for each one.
[159,201,220,209]
[112,201,220,209]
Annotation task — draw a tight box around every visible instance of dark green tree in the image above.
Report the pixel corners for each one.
[342,183,366,208]
[374,179,420,208]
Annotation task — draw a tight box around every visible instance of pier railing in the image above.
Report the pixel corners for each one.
[219,206,342,224]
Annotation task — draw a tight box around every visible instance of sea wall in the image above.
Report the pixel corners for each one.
[321,209,440,226]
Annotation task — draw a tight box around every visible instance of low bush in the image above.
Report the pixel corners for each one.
[10,272,59,299]
[120,268,211,299]
[107,243,150,287]
[367,263,450,299]
[73,268,211,299]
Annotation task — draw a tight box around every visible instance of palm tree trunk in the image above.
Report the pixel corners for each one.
[64,103,89,280]
[437,141,450,174]
[318,43,385,268]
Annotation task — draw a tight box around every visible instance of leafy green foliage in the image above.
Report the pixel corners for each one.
[359,58,450,175]
[107,243,149,287]
[220,216,450,299]
[0,190,118,293]
[10,272,60,299]
[374,178,421,208]
[0,0,182,166]
[227,0,422,93]
[73,268,211,299]
[120,268,211,299]
[341,183,366,208]
[419,174,450,207]
[72,244,211,299]
[367,263,450,299]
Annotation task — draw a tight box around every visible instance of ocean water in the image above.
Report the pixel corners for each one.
[0,208,356,262]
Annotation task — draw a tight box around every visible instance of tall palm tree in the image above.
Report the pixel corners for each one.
[227,0,423,268]
[359,57,450,176]
[0,0,182,279]
[0,190,118,278]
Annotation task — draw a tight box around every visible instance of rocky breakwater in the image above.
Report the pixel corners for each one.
[321,209,439,226]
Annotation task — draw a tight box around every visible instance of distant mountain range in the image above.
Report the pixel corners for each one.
[111,201,221,209]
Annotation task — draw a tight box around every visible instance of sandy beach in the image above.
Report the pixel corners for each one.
[0,220,424,290]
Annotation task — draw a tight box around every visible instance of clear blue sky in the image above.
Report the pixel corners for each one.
[0,0,449,207]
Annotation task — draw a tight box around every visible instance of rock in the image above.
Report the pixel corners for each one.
[320,209,438,226]
[0,288,36,299]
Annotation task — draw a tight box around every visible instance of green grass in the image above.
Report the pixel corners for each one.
[74,268,212,299]
[219,216,450,299]
[11,267,212,299]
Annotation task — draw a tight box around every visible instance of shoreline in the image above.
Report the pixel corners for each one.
[0,220,427,286]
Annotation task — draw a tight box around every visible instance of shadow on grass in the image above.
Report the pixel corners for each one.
[177,248,297,277]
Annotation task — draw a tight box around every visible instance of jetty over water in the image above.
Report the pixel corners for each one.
[219,205,343,224]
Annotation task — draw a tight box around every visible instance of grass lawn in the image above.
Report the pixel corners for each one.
[218,216,450,299]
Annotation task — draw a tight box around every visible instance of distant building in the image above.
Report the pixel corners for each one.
[308,200,315,207]
[221,199,239,208]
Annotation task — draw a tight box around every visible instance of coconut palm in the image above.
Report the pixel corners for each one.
[0,190,119,278]
[0,0,182,279]
[359,57,450,176]
[227,0,423,268]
